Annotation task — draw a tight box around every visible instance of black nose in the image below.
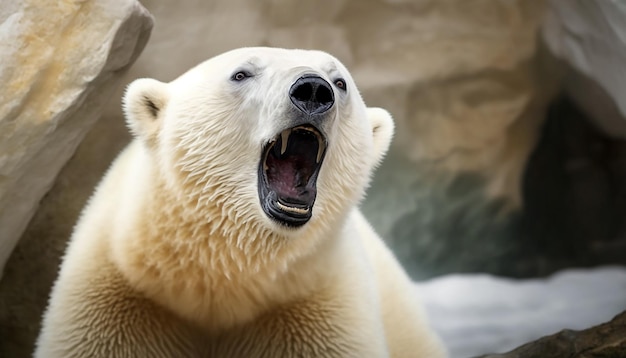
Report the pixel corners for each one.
[289,75,334,115]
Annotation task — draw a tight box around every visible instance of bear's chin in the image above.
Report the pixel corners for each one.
[258,125,327,228]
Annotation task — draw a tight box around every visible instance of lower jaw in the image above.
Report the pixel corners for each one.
[263,192,313,228]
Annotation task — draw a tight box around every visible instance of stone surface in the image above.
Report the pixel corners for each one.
[0,0,153,276]
[543,0,626,139]
[379,97,626,279]
[477,310,626,358]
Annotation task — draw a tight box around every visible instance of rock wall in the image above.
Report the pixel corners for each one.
[0,0,153,276]
[543,0,626,139]
[478,311,626,358]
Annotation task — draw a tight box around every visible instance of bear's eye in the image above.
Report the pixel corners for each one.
[231,70,252,82]
[334,78,347,91]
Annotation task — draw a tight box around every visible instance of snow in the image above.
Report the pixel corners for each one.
[415,266,626,357]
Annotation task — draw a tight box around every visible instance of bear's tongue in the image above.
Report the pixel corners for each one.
[265,128,321,203]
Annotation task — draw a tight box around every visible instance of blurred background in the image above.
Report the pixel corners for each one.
[1,0,626,357]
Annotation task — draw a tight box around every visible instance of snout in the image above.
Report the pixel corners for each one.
[289,75,334,115]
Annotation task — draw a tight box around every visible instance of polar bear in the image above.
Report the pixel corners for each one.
[35,47,446,358]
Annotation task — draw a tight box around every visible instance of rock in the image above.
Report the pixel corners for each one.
[0,0,153,276]
[385,96,626,280]
[476,310,626,357]
[357,1,564,278]
[543,0,626,139]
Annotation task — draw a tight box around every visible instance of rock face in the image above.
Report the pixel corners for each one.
[543,0,626,139]
[386,96,626,279]
[363,0,626,279]
[477,311,626,358]
[0,0,153,276]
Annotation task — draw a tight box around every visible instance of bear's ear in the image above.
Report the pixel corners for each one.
[366,107,395,166]
[123,78,169,144]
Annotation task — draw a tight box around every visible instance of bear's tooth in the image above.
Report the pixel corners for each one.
[316,136,325,163]
[277,201,310,214]
[280,129,291,155]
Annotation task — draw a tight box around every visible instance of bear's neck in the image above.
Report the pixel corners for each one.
[113,173,343,331]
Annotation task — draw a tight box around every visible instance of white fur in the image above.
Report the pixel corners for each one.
[35,47,446,357]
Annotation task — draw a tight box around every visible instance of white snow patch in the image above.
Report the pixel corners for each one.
[415,266,626,357]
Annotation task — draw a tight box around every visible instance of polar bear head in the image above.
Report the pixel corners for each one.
[123,47,393,236]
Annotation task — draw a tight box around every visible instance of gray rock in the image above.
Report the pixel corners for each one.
[0,0,153,276]
[543,0,626,139]
[476,310,626,358]
[364,97,626,279]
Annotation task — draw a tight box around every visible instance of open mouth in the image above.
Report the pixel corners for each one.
[258,125,327,227]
